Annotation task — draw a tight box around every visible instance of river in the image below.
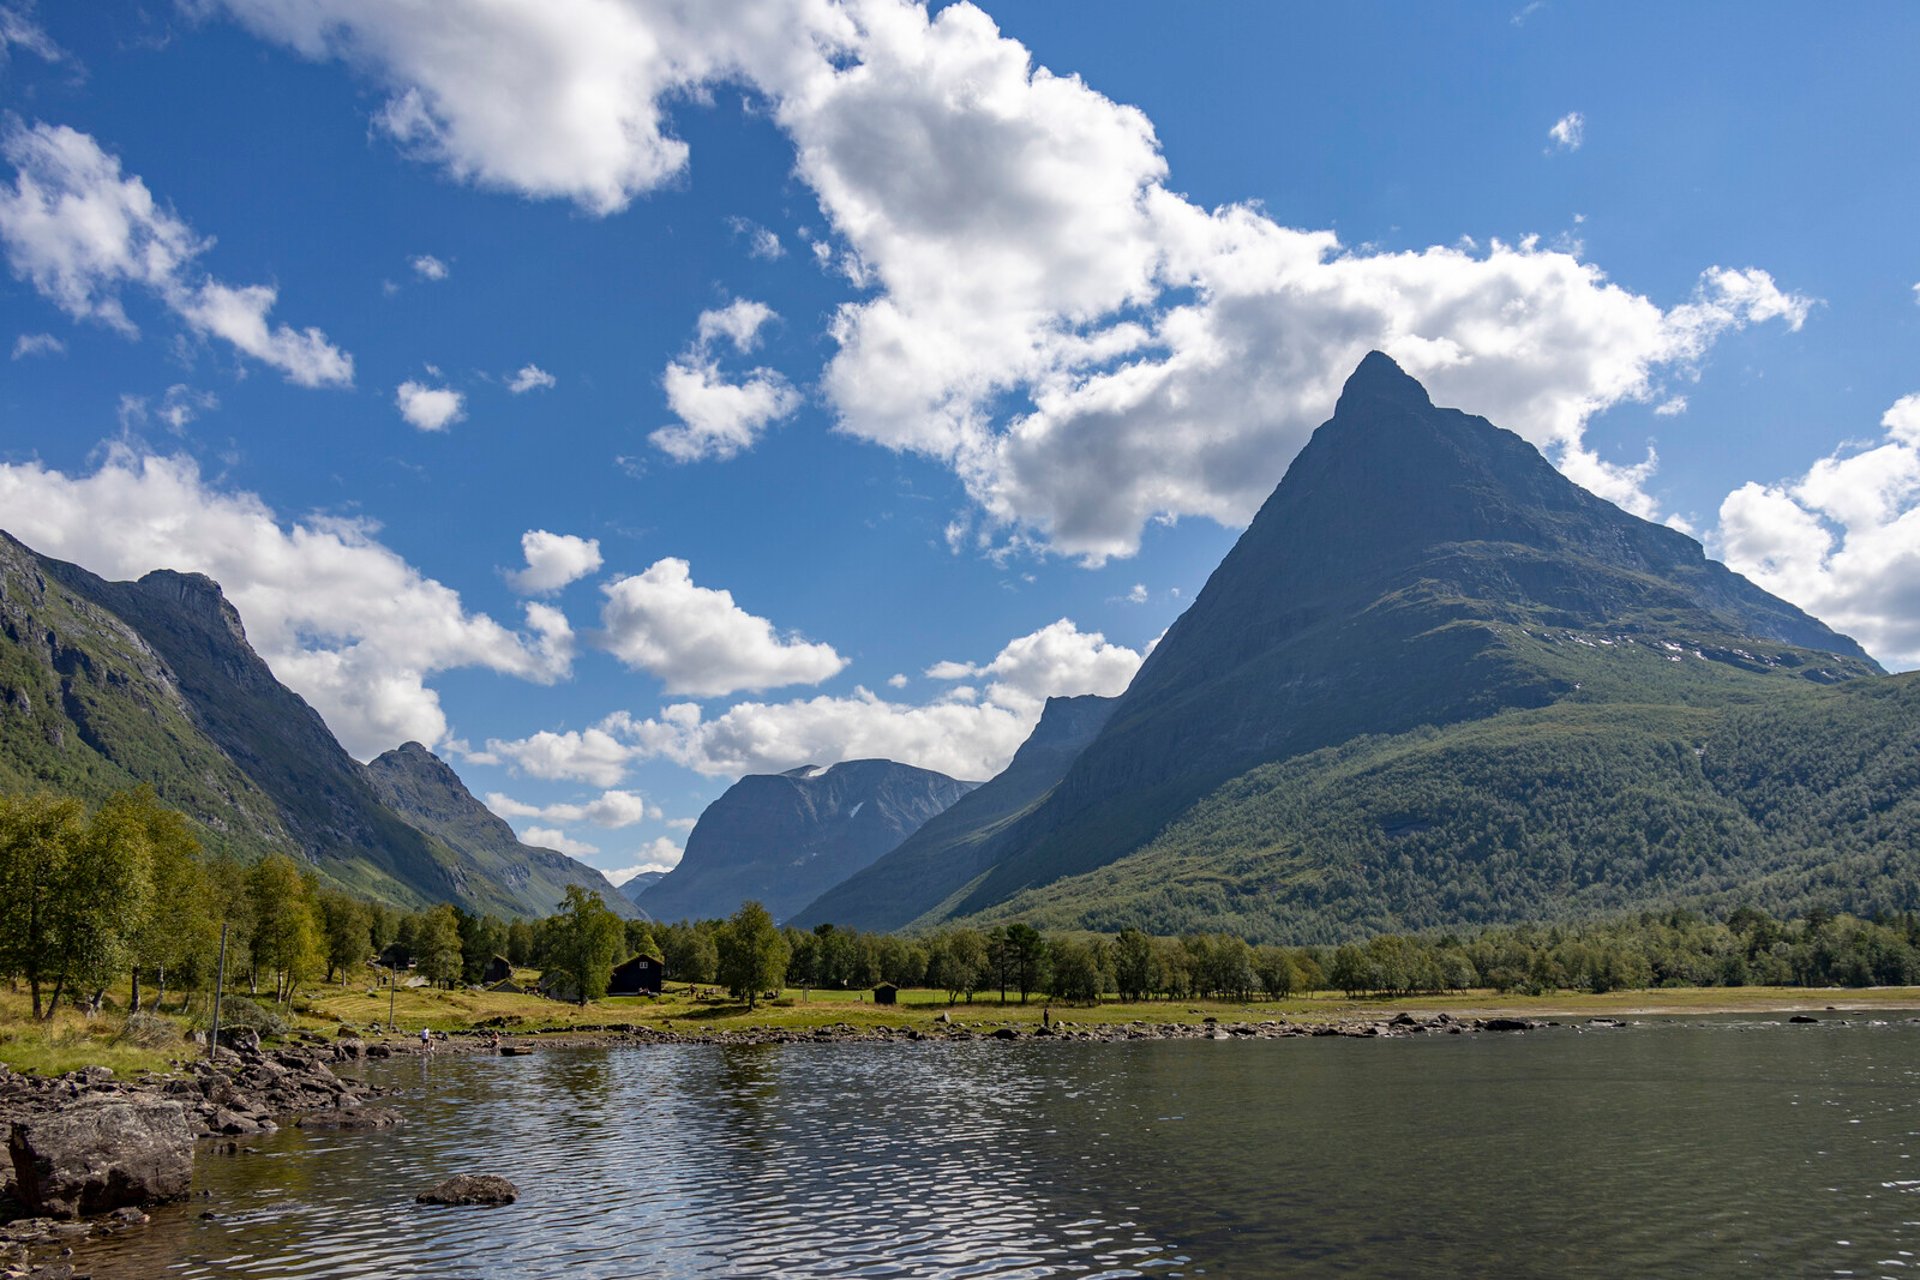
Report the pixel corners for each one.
[74,1014,1920,1277]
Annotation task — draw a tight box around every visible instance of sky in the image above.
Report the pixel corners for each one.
[1,1,1917,887]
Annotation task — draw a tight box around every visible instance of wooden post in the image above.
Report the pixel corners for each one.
[207,922,229,1062]
[388,961,398,1031]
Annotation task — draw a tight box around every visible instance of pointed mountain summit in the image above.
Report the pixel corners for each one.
[635,758,978,923]
[928,353,1880,926]
[365,742,636,919]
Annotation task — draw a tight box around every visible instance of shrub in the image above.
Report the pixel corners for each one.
[119,1010,182,1049]
[198,996,289,1039]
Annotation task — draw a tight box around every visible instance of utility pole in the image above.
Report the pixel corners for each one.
[388,959,398,1032]
[208,922,229,1062]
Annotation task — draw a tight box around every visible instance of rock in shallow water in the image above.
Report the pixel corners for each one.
[295,1107,403,1132]
[416,1175,517,1207]
[7,1098,194,1219]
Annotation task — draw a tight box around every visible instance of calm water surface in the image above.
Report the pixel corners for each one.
[76,1016,1920,1277]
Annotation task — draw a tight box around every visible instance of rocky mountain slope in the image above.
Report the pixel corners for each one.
[789,694,1116,932]
[0,531,626,918]
[633,759,978,922]
[901,353,1885,934]
[366,742,637,919]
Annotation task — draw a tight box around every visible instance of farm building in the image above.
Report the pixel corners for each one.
[609,954,665,996]
[872,982,898,1006]
[481,954,513,985]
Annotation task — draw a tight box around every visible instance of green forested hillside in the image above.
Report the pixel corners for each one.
[0,533,292,862]
[1,531,629,917]
[946,670,1920,943]
[935,354,1878,924]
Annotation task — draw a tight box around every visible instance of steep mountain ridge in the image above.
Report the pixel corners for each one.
[1,530,626,917]
[366,742,637,919]
[789,694,1117,931]
[636,758,978,922]
[926,353,1880,925]
[0,532,292,861]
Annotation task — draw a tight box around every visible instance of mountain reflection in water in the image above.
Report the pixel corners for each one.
[75,1017,1920,1278]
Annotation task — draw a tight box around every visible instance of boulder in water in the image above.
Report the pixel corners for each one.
[416,1174,517,1206]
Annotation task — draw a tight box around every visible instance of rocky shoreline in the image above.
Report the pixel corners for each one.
[1,1031,389,1279]
[429,1008,1574,1048]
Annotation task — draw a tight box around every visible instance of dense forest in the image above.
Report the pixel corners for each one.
[959,673,1920,943]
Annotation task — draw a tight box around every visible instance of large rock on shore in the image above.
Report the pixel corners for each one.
[8,1098,195,1218]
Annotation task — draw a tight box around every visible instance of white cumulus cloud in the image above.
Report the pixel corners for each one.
[596,558,846,697]
[521,825,599,858]
[728,215,784,260]
[11,331,62,358]
[204,0,1810,559]
[395,379,464,431]
[508,363,556,393]
[489,786,658,831]
[509,529,603,595]
[409,252,448,280]
[924,617,1140,715]
[1717,393,1920,669]
[1548,111,1585,152]
[650,299,798,462]
[485,616,1144,783]
[616,837,685,877]
[0,448,574,757]
[0,122,352,387]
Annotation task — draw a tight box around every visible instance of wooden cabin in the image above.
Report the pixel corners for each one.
[609,953,665,996]
[481,954,513,985]
[377,942,412,971]
[872,982,898,1006]
[536,970,579,1003]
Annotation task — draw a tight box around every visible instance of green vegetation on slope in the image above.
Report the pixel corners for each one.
[0,534,291,864]
[950,669,1920,943]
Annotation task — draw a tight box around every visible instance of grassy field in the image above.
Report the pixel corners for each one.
[7,971,1919,1075]
[0,988,178,1076]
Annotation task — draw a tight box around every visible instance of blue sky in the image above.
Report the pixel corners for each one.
[2,1,1916,885]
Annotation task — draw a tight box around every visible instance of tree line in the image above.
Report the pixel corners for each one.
[656,905,1920,1004]
[0,788,662,1017]
[9,789,1920,1022]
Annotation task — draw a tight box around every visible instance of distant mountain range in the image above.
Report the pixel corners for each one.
[10,353,1915,940]
[0,532,632,919]
[788,693,1116,932]
[631,759,978,923]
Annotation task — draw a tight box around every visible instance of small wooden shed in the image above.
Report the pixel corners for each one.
[871,982,898,1006]
[377,942,412,971]
[609,954,665,996]
[481,954,513,985]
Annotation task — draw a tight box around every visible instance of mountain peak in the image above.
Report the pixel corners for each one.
[1336,350,1432,413]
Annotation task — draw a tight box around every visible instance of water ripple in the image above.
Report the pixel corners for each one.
[71,1018,1920,1278]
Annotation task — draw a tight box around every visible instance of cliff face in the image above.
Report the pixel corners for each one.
[633,759,978,923]
[789,694,1117,932]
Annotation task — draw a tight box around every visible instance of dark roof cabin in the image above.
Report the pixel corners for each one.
[609,954,665,996]
[537,970,579,1003]
[378,942,412,970]
[481,954,513,985]
[872,982,898,1006]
